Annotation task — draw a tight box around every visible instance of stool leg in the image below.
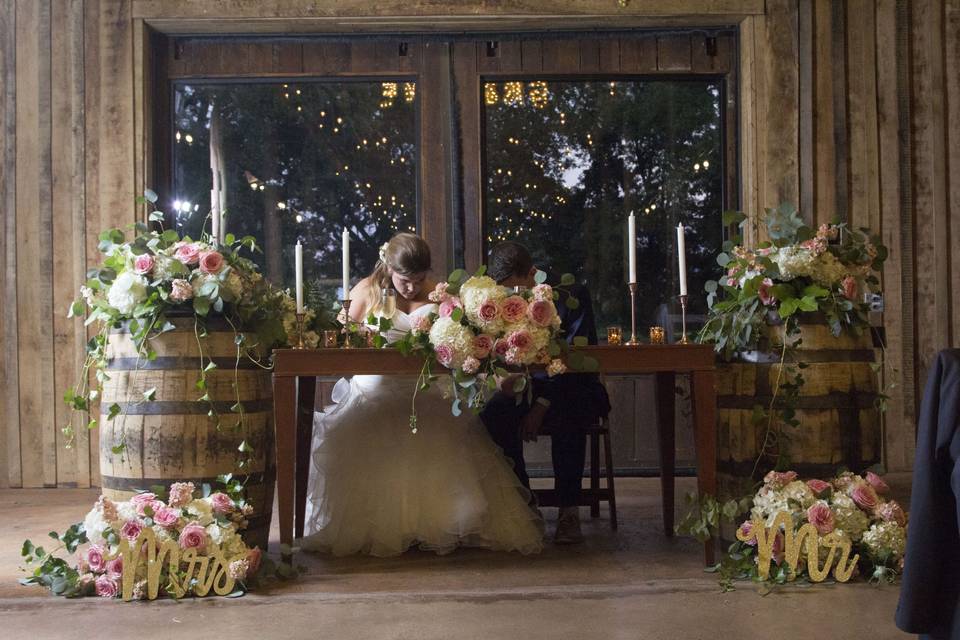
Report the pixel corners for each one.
[589,430,600,518]
[603,427,617,530]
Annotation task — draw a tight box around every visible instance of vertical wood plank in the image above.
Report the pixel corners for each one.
[875,0,909,471]
[520,40,542,73]
[498,39,522,73]
[830,0,849,222]
[302,41,349,75]
[453,41,483,271]
[15,0,56,487]
[419,40,451,274]
[541,38,579,73]
[739,16,760,243]
[947,0,960,348]
[0,0,18,487]
[846,0,881,233]
[812,0,836,226]
[598,38,620,73]
[619,35,657,73]
[578,38,600,73]
[52,0,88,487]
[911,0,951,384]
[798,0,814,222]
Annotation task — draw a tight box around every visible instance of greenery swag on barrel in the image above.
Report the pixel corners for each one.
[63,191,316,550]
[699,204,888,496]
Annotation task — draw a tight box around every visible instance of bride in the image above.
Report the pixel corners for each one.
[301,232,544,557]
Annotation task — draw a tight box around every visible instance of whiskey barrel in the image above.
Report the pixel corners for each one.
[716,313,880,500]
[99,316,275,550]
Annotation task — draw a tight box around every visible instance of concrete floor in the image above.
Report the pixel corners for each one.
[0,477,912,640]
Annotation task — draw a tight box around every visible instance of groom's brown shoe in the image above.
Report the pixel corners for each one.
[554,507,584,544]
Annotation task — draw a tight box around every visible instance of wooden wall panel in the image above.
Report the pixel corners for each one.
[947,0,960,347]
[811,0,836,225]
[0,0,18,488]
[15,0,56,487]
[52,0,89,487]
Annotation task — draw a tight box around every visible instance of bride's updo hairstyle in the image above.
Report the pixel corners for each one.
[366,232,431,313]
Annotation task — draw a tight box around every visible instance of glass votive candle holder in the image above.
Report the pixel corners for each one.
[649,326,665,344]
[606,326,623,345]
[323,330,339,348]
[365,328,377,348]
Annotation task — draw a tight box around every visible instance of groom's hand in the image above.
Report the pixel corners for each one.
[520,403,548,442]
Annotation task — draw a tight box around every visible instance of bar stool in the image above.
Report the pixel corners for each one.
[533,417,618,529]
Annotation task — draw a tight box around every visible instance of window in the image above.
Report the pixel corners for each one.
[482,78,723,332]
[171,80,419,303]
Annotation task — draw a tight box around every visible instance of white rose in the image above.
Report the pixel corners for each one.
[107,271,148,315]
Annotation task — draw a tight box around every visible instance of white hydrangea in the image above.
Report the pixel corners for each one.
[774,246,847,285]
[862,521,906,559]
[152,254,186,282]
[830,492,870,541]
[184,498,215,526]
[116,501,138,524]
[107,271,148,315]
[83,508,110,544]
[459,275,505,317]
[429,317,475,362]
[783,480,816,509]
[751,486,790,526]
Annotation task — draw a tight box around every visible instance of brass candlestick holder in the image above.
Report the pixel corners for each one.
[678,294,690,344]
[339,299,354,349]
[626,282,641,346]
[294,312,306,349]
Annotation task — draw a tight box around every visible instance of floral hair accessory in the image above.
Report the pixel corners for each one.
[378,242,391,266]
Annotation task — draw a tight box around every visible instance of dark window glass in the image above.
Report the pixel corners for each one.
[172,80,418,303]
[482,79,723,337]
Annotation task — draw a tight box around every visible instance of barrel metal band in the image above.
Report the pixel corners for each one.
[104,399,273,415]
[99,469,276,491]
[717,393,878,410]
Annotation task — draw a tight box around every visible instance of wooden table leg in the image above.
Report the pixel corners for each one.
[273,373,297,563]
[655,372,676,537]
[295,376,317,539]
[691,369,718,566]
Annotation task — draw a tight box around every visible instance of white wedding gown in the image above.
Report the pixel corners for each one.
[301,303,544,557]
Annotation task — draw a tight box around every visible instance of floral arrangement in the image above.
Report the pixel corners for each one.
[700,203,887,359]
[63,191,316,450]
[19,480,267,599]
[724,469,907,588]
[381,267,590,430]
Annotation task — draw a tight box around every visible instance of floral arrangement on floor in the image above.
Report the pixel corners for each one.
[63,191,316,451]
[700,203,887,359]
[720,469,907,590]
[19,480,269,599]
[379,267,592,430]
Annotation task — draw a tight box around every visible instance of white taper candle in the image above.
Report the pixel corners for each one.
[677,223,688,296]
[341,229,351,300]
[627,212,637,284]
[295,241,304,313]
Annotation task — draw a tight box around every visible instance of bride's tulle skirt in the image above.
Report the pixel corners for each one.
[300,375,544,557]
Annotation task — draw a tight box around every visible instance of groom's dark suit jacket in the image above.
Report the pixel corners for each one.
[896,349,960,639]
[532,283,610,426]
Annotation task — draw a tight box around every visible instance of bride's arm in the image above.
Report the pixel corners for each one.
[341,278,373,323]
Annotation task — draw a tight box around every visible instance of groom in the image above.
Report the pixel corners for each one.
[480,242,611,544]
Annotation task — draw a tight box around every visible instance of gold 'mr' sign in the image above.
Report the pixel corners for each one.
[112,528,236,600]
[736,511,860,582]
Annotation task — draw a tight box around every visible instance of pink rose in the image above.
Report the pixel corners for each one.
[725,277,738,287]
[504,346,523,365]
[878,500,907,527]
[167,481,195,508]
[121,519,144,542]
[507,330,533,352]
[133,254,155,275]
[247,547,263,578]
[806,502,836,535]
[86,544,107,573]
[106,556,123,579]
[462,356,480,374]
[737,520,756,546]
[95,574,119,598]
[178,522,208,550]
[478,299,500,324]
[493,338,510,358]
[435,344,454,368]
[531,283,553,301]
[427,282,450,303]
[763,470,797,488]
[472,334,493,359]
[842,276,858,301]
[806,479,832,496]
[209,492,235,514]
[412,314,432,334]
[130,492,157,509]
[850,483,879,511]
[500,296,527,324]
[757,277,776,306]
[439,297,463,319]
[198,250,225,274]
[169,278,193,303]
[174,242,202,265]
[152,506,180,529]
[527,300,555,327]
[865,471,890,494]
